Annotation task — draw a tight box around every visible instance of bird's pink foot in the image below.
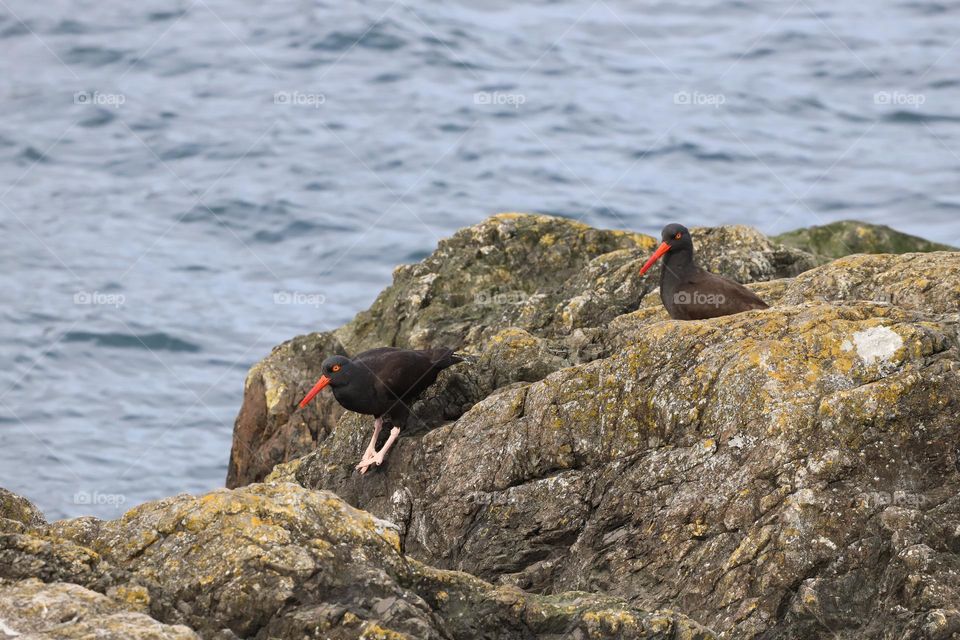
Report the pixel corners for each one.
[355,427,400,475]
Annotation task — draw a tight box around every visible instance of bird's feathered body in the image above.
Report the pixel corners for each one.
[329,347,461,425]
[298,346,463,473]
[659,256,768,321]
[641,223,769,320]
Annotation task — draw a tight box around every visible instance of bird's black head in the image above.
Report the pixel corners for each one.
[298,354,355,408]
[639,223,694,275]
[320,355,352,386]
[661,223,692,250]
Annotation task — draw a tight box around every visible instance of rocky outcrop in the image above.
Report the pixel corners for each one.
[773,220,956,260]
[272,293,960,637]
[0,485,713,639]
[0,488,45,535]
[228,215,818,487]
[229,213,960,638]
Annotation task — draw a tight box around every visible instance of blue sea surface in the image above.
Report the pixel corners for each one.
[1,0,959,519]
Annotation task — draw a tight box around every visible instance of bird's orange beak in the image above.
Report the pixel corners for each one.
[639,241,671,275]
[299,375,330,408]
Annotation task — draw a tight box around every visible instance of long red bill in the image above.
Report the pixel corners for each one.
[298,375,331,408]
[639,241,671,275]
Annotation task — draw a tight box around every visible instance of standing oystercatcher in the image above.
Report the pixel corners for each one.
[298,347,462,473]
[639,223,769,320]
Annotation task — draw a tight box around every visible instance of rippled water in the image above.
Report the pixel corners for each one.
[2,0,959,519]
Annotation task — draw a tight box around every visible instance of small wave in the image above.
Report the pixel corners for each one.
[928,79,960,89]
[631,142,744,163]
[311,23,406,52]
[64,331,201,353]
[251,219,323,244]
[159,143,204,161]
[882,110,960,124]
[372,72,405,83]
[17,146,51,164]
[304,180,336,191]
[181,199,290,226]
[50,19,90,34]
[0,21,29,38]
[740,47,775,60]
[63,46,126,66]
[78,108,116,128]
[898,1,949,14]
[148,9,189,22]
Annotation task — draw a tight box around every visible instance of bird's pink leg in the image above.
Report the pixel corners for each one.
[357,418,382,467]
[357,426,401,474]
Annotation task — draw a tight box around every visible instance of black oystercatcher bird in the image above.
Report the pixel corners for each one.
[298,347,462,473]
[638,223,769,320]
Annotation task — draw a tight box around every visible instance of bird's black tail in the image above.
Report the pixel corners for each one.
[430,348,472,369]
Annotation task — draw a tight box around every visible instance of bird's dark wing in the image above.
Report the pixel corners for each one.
[672,271,768,320]
[353,347,402,362]
[356,350,434,400]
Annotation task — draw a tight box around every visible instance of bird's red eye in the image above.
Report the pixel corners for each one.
[331,364,341,372]
[675,232,682,240]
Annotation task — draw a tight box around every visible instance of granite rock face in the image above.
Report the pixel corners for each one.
[235,214,960,638]
[0,485,714,639]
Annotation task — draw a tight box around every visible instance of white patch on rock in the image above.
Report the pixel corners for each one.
[0,619,20,637]
[372,516,400,534]
[816,536,837,550]
[728,434,756,449]
[848,326,903,365]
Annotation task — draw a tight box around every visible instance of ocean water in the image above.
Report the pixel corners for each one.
[2,0,959,520]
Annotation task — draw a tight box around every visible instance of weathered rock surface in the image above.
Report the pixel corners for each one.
[0,485,714,639]
[0,487,45,534]
[0,578,198,639]
[774,220,956,259]
[233,214,960,638]
[229,214,818,487]
[273,295,960,638]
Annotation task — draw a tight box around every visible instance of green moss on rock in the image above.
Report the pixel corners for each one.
[773,220,956,259]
